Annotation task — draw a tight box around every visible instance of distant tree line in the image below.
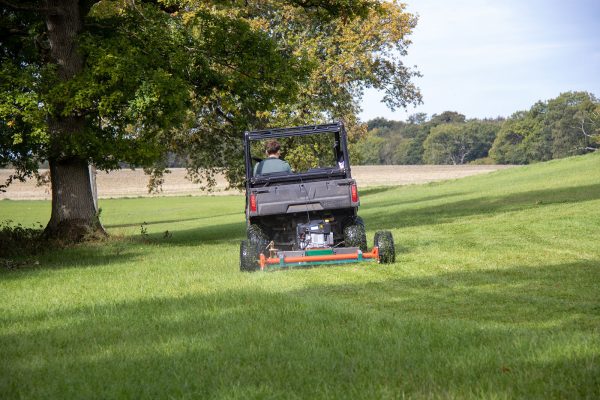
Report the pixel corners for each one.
[355,91,600,165]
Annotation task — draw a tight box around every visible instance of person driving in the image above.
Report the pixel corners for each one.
[254,140,292,176]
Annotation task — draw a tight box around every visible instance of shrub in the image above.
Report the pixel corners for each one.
[0,220,46,259]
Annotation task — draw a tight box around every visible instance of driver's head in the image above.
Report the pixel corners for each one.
[265,140,281,156]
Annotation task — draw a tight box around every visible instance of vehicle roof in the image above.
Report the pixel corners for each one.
[245,122,343,141]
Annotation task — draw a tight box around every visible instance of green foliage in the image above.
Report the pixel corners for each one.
[1,0,420,191]
[489,111,533,164]
[469,156,495,165]
[354,134,386,164]
[284,144,320,172]
[489,91,599,164]
[424,124,473,164]
[1,153,600,397]
[358,112,500,165]
[429,110,466,125]
[183,0,421,188]
[465,120,500,160]
[0,220,45,259]
[358,92,598,166]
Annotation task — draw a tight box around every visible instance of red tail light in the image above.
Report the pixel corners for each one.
[351,184,359,203]
[249,193,257,212]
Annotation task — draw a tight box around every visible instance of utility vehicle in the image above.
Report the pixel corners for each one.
[240,122,395,271]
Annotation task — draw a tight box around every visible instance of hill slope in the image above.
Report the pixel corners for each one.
[1,152,599,399]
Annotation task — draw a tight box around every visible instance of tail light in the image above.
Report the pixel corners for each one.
[351,183,359,203]
[249,193,257,212]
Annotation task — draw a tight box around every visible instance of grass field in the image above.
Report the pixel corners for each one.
[1,153,599,399]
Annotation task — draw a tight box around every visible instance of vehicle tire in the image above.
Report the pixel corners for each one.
[374,231,395,263]
[240,240,260,272]
[344,217,367,251]
[247,224,269,253]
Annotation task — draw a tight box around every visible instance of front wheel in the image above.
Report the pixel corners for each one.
[374,231,395,263]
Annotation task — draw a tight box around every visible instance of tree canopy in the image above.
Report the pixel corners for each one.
[357,92,599,166]
[489,92,599,164]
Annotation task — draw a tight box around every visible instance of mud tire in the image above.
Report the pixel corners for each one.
[247,224,269,253]
[374,231,395,263]
[343,216,367,251]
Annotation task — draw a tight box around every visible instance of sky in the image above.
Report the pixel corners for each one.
[359,0,600,122]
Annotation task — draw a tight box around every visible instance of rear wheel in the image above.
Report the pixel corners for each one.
[374,231,395,263]
[247,224,269,253]
[344,216,367,251]
[240,240,260,272]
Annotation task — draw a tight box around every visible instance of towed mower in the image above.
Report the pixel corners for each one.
[240,122,395,271]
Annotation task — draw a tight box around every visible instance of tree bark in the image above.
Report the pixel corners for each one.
[45,157,104,240]
[43,0,105,240]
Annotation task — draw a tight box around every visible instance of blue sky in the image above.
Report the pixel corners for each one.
[359,0,600,121]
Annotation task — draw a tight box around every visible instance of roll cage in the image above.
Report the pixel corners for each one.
[243,122,352,190]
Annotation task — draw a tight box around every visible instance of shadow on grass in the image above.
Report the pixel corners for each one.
[0,221,245,274]
[133,220,246,246]
[104,212,241,229]
[364,189,470,208]
[2,261,598,398]
[363,183,600,229]
[359,186,398,197]
[0,244,144,276]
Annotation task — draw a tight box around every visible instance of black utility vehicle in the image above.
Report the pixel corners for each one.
[240,122,395,271]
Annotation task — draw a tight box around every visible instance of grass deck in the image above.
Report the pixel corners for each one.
[1,153,599,399]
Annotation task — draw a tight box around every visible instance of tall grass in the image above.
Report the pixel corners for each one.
[1,153,599,399]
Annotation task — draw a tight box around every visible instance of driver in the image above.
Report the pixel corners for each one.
[254,140,292,176]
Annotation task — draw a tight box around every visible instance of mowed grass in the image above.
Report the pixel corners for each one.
[1,153,599,399]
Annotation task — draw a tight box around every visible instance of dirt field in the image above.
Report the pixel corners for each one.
[0,165,513,200]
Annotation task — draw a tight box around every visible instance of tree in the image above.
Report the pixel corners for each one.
[463,120,501,161]
[489,92,599,164]
[546,92,598,157]
[575,104,600,151]
[429,111,466,125]
[1,0,420,240]
[182,0,422,188]
[423,124,474,165]
[407,112,428,125]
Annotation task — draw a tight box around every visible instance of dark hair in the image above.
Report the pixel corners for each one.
[265,140,281,155]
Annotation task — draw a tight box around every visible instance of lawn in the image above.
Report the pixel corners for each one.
[1,153,599,399]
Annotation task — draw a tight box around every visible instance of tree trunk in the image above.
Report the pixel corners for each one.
[45,157,104,240]
[43,0,105,240]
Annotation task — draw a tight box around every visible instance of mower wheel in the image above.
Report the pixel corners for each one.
[344,217,367,251]
[374,231,395,263]
[240,240,261,272]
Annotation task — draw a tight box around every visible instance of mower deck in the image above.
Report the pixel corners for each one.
[259,246,379,270]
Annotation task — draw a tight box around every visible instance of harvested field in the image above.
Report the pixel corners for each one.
[0,165,513,200]
[351,165,513,187]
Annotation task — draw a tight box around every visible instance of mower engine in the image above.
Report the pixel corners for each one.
[296,220,334,249]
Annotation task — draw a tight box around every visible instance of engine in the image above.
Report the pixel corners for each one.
[296,219,334,250]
